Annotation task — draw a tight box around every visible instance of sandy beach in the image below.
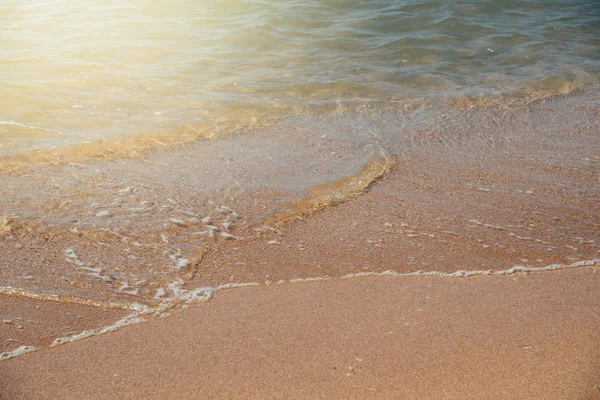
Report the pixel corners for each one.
[1,89,599,398]
[1,266,599,399]
[1,1,599,398]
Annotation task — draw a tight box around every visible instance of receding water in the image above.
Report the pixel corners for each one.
[1,0,600,359]
[1,0,599,154]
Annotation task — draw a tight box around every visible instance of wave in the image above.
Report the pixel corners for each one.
[1,87,598,363]
[271,152,391,225]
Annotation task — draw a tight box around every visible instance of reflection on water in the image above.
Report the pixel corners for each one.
[1,0,599,154]
[0,0,599,360]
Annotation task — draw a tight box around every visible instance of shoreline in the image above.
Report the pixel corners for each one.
[1,87,599,363]
[1,258,597,362]
[1,266,599,399]
[1,3,599,396]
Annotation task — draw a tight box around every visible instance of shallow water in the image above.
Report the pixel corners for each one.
[1,0,599,155]
[1,1,599,359]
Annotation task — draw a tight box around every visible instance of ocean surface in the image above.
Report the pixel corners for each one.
[1,0,599,359]
[1,0,599,156]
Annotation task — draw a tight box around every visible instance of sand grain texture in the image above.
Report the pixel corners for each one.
[1,267,599,399]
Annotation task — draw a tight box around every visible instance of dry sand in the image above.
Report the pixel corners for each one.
[1,266,599,399]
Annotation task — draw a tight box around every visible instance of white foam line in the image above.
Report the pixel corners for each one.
[46,282,260,350]
[0,345,38,361]
[52,315,146,347]
[216,282,260,290]
[340,259,599,279]
[167,280,213,303]
[2,259,597,363]
[280,276,331,284]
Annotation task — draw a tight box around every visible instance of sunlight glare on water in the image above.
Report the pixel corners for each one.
[1,1,600,359]
[0,0,599,154]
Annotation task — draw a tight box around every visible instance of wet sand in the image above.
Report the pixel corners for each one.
[0,90,599,396]
[1,267,599,399]
[0,294,128,355]
[196,92,600,286]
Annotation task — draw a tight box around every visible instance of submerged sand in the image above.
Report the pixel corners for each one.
[0,89,599,396]
[1,267,599,399]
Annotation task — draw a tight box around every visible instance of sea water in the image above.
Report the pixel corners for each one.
[0,0,599,357]
[0,0,598,155]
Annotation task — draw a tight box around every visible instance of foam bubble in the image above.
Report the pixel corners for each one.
[0,345,38,361]
[52,315,146,346]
